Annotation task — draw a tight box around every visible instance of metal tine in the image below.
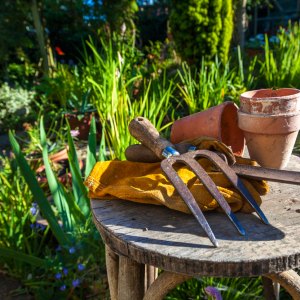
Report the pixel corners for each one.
[161,153,246,237]
[191,150,270,225]
[161,158,219,247]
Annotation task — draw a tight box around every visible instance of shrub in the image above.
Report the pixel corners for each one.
[169,0,233,65]
[0,83,36,133]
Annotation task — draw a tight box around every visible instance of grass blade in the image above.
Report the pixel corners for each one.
[85,115,97,178]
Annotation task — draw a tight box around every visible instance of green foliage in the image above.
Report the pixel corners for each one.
[0,156,34,250]
[0,83,37,133]
[258,21,300,88]
[36,63,94,113]
[9,129,71,246]
[169,0,233,65]
[85,33,174,160]
[166,276,264,299]
[5,48,36,88]
[0,117,107,298]
[177,56,245,114]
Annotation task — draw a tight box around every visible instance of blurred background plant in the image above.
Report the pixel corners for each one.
[258,21,300,88]
[176,55,246,115]
[0,83,37,134]
[169,0,233,66]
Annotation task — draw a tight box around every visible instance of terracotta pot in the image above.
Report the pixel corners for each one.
[240,88,300,115]
[170,102,245,156]
[35,148,68,173]
[238,111,300,169]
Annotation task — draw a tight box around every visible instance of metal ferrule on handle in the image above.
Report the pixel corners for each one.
[162,146,180,158]
[128,117,177,160]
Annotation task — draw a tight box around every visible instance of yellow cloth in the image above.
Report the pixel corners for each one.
[85,138,269,214]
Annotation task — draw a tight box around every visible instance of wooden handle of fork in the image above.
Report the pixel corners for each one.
[128,117,175,160]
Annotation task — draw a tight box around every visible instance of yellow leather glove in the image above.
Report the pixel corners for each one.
[85,137,269,214]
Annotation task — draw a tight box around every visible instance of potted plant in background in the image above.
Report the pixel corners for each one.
[22,121,84,188]
[64,89,99,140]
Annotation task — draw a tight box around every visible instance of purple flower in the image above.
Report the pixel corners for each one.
[69,247,76,254]
[60,284,66,291]
[204,286,222,300]
[30,222,46,231]
[63,267,68,275]
[36,223,46,231]
[72,278,80,288]
[55,273,62,280]
[77,264,85,271]
[30,203,38,216]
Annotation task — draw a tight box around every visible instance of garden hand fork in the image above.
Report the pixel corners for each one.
[128,117,253,247]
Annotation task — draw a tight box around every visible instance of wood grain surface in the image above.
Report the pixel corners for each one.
[92,155,300,277]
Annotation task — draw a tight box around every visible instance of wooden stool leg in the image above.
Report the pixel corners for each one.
[143,271,191,300]
[265,270,300,300]
[262,276,276,300]
[145,265,158,292]
[118,255,145,300]
[105,245,119,300]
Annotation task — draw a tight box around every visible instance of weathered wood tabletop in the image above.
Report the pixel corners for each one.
[91,155,300,278]
[91,156,300,300]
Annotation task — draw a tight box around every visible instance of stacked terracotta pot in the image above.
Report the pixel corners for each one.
[238,88,300,169]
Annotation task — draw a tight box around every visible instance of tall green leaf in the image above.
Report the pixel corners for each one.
[40,118,72,231]
[98,122,107,162]
[8,132,70,246]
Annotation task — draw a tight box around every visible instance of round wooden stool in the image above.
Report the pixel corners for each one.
[92,155,300,300]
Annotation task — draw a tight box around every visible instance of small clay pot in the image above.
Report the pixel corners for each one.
[238,111,300,169]
[65,112,93,140]
[240,88,300,115]
[170,102,245,156]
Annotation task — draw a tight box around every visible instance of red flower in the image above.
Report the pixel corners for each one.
[55,46,65,56]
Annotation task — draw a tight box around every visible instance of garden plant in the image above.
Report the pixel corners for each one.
[0,2,300,299]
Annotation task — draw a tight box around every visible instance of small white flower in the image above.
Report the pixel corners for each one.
[121,23,126,35]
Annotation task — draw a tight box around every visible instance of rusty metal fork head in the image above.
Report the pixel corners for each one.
[160,150,249,247]
[161,150,269,234]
